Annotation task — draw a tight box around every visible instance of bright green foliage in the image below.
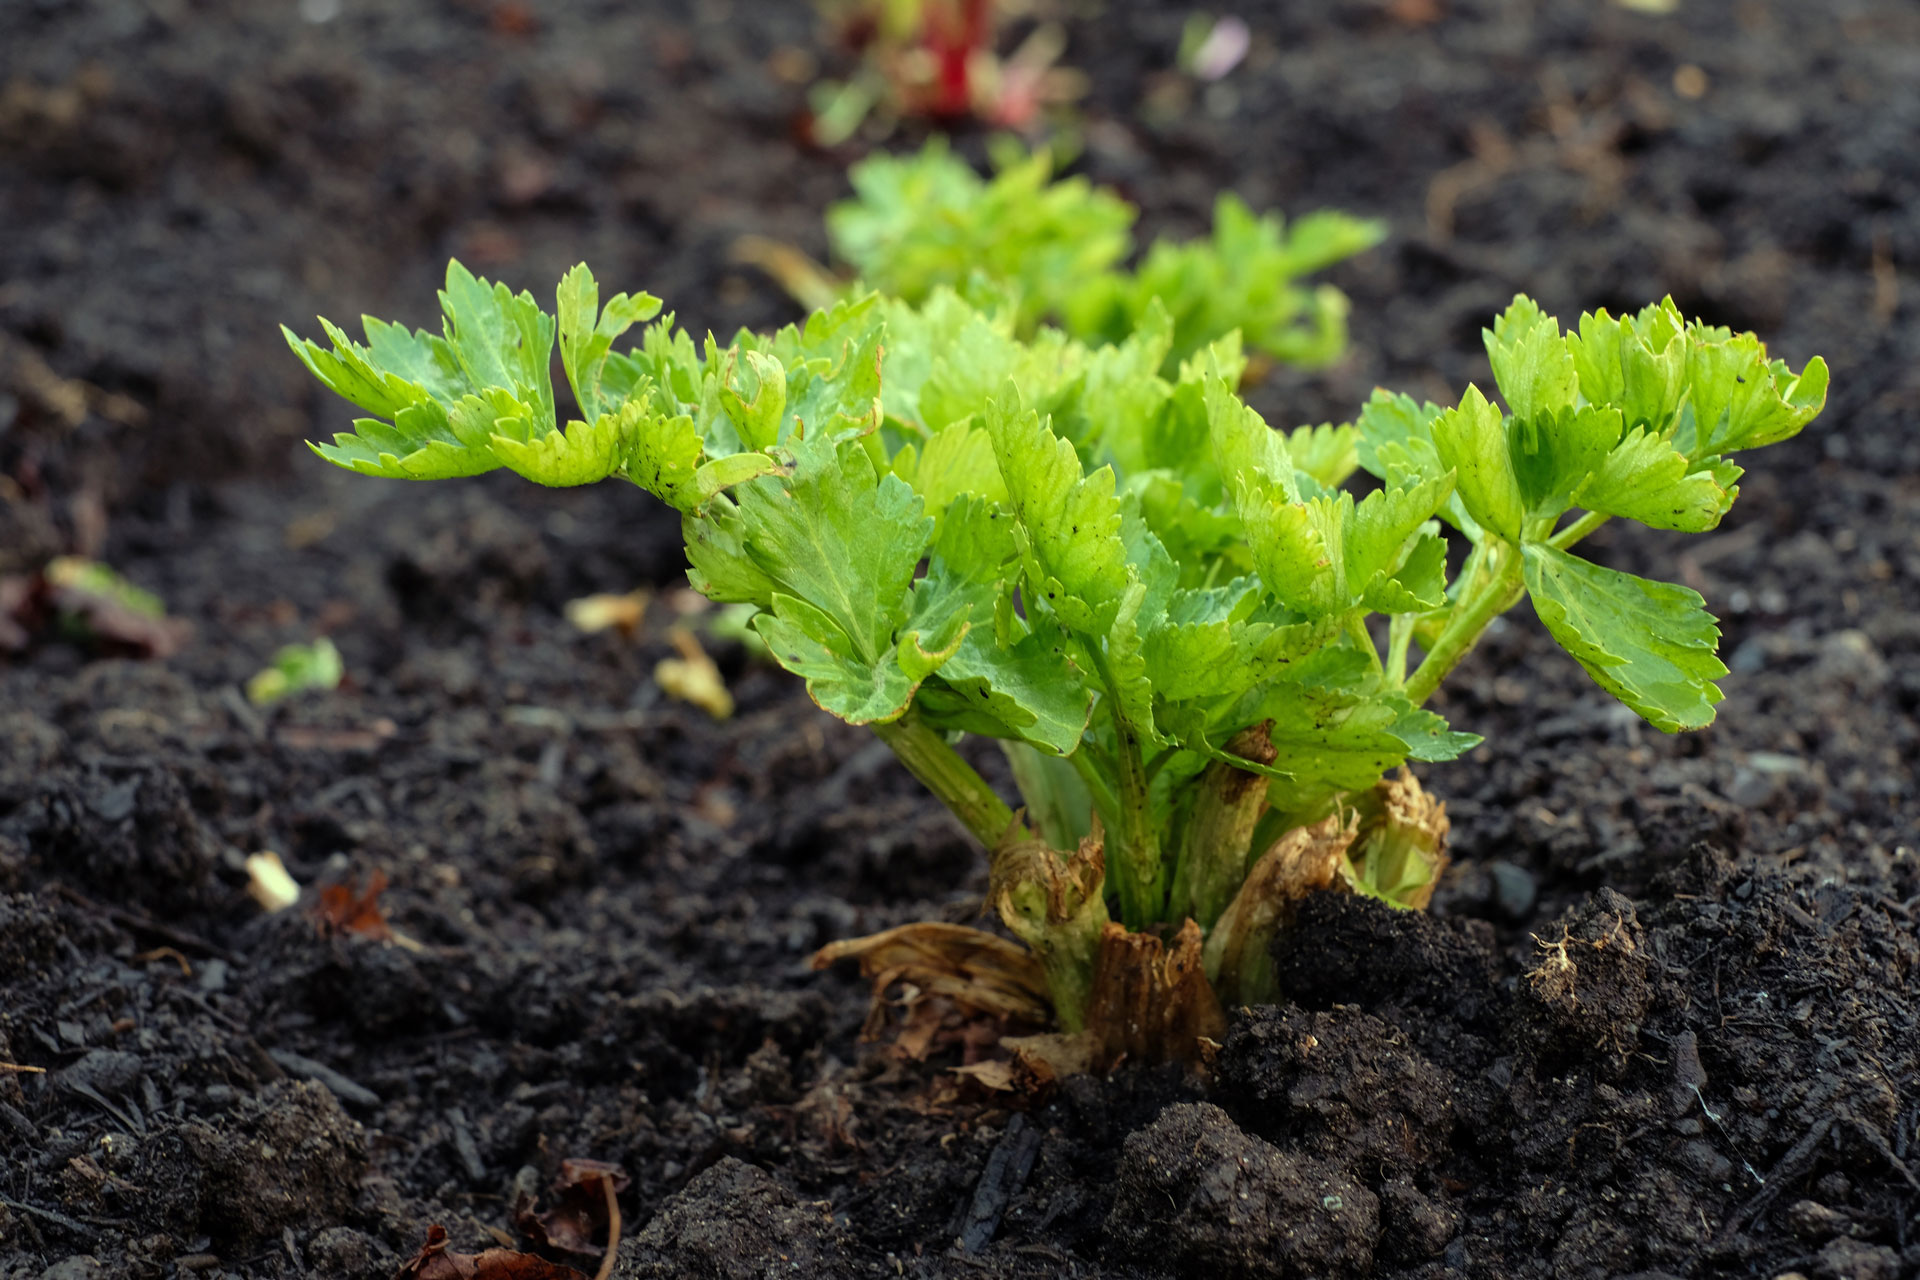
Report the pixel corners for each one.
[825,141,1385,374]
[827,141,1134,335]
[1522,545,1725,732]
[247,637,344,707]
[287,266,1826,1027]
[1359,294,1827,731]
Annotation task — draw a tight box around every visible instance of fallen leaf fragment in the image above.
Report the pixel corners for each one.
[315,870,393,941]
[655,627,733,719]
[274,717,398,751]
[395,1224,584,1280]
[951,1031,1095,1095]
[949,1059,1017,1092]
[564,590,648,638]
[812,921,1052,1036]
[514,1159,629,1258]
[246,851,301,912]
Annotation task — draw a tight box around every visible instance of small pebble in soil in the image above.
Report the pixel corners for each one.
[1489,860,1538,919]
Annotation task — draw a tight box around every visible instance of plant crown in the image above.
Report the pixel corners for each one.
[284,252,1827,1027]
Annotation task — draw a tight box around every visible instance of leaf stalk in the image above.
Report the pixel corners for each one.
[871,713,1019,849]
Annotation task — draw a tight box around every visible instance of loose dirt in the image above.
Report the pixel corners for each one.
[3,1,1916,1277]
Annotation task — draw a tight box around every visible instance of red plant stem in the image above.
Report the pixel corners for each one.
[925,0,993,117]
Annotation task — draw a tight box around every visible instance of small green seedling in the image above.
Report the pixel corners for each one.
[282,256,1826,1063]
[248,637,344,706]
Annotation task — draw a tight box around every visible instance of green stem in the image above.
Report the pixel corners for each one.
[1403,538,1524,707]
[872,714,1017,850]
[1400,512,1612,707]
[1386,613,1416,687]
[1550,509,1610,551]
[1086,645,1159,928]
[1348,613,1383,674]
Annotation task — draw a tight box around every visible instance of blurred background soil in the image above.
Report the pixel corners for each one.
[2,2,1916,1278]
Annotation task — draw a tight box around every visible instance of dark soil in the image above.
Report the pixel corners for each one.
[4,1,1918,1278]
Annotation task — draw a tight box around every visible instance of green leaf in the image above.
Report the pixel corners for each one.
[716,350,788,451]
[1343,472,1455,598]
[285,317,438,422]
[623,410,707,511]
[1521,542,1727,732]
[731,436,930,664]
[890,422,1009,518]
[1158,665,1460,801]
[1141,579,1327,703]
[1507,404,1621,520]
[292,260,585,482]
[827,140,1134,334]
[1484,295,1577,425]
[1286,422,1360,489]
[897,612,971,684]
[438,261,556,432]
[753,594,917,724]
[1068,301,1177,468]
[894,497,1004,683]
[684,497,776,608]
[489,404,638,487]
[691,451,788,505]
[1430,385,1524,541]
[919,310,1087,434]
[556,263,662,421]
[1353,389,1481,537]
[984,390,1131,634]
[306,388,523,481]
[874,289,982,426]
[1578,425,1733,532]
[1683,332,1829,458]
[1249,655,1479,818]
[1360,531,1448,614]
[919,631,1093,755]
[1565,301,1688,434]
[360,317,466,403]
[1206,378,1352,615]
[781,314,886,445]
[1069,193,1381,372]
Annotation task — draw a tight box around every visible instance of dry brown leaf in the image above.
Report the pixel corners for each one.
[395,1224,584,1280]
[563,590,648,638]
[949,1059,1017,1092]
[274,718,399,752]
[514,1159,628,1258]
[315,870,394,941]
[655,627,733,719]
[812,921,1052,1033]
